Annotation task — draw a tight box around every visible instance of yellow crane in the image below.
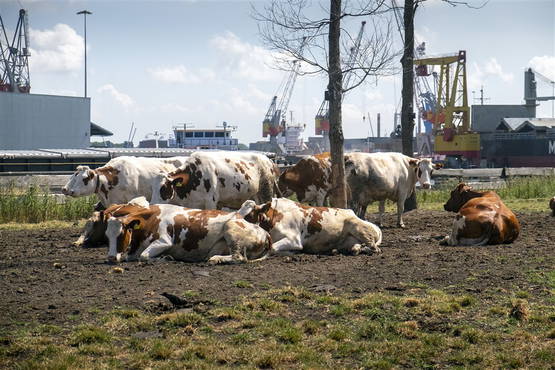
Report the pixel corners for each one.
[414,50,480,165]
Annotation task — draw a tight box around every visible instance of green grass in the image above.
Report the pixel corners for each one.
[0,184,96,223]
[2,287,553,369]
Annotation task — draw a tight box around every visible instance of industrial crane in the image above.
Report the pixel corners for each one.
[0,9,31,93]
[263,40,306,143]
[315,21,366,136]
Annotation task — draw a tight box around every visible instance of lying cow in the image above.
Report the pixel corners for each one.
[238,198,382,256]
[106,204,271,264]
[441,183,520,246]
[550,197,555,216]
[62,156,187,207]
[151,151,281,210]
[73,197,150,247]
[345,152,441,227]
[278,153,332,206]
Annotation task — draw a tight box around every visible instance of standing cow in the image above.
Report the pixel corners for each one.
[278,153,332,206]
[441,183,520,246]
[62,156,187,207]
[345,152,441,227]
[105,204,272,264]
[238,198,382,256]
[151,151,281,210]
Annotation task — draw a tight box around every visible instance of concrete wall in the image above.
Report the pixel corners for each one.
[471,104,534,133]
[0,92,90,149]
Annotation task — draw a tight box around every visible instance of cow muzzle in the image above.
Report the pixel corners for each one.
[107,253,122,264]
[421,183,431,190]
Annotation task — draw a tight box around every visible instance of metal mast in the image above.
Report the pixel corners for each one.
[1,9,31,93]
[9,9,31,93]
[315,21,366,136]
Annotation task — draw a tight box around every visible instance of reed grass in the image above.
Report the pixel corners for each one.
[0,184,96,223]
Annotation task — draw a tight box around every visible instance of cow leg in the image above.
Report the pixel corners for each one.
[342,218,382,254]
[396,198,405,228]
[138,240,173,261]
[376,201,385,227]
[271,236,303,255]
[208,238,246,265]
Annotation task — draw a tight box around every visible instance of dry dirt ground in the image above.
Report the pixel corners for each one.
[1,210,553,330]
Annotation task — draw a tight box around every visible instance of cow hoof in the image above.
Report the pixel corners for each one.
[208,256,223,265]
[439,237,449,246]
[397,223,406,228]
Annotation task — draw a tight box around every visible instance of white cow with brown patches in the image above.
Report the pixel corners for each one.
[105,204,271,264]
[278,153,332,206]
[238,198,382,256]
[345,152,442,227]
[151,151,281,210]
[62,156,187,207]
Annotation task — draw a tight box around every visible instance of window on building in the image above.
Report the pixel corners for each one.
[194,132,203,138]
[225,132,230,137]
[185,132,193,138]
[215,132,224,137]
[205,132,214,137]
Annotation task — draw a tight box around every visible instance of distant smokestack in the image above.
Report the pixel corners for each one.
[377,113,381,138]
[524,68,537,118]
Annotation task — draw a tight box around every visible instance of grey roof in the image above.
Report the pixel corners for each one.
[90,122,113,136]
[498,117,555,132]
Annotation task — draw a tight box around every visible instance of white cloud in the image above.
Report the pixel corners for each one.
[468,58,513,90]
[148,65,200,84]
[97,84,134,109]
[210,31,280,82]
[29,24,84,73]
[484,58,513,82]
[160,103,192,113]
[528,56,555,81]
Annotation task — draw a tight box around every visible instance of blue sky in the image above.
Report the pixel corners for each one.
[1,0,553,145]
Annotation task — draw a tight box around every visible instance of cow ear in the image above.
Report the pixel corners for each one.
[408,159,419,167]
[434,163,443,170]
[259,202,272,213]
[126,219,142,231]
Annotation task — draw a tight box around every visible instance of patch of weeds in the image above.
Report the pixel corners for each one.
[111,307,141,319]
[509,299,529,321]
[328,326,350,341]
[546,328,555,339]
[276,325,303,344]
[231,332,256,345]
[70,326,111,347]
[457,295,475,307]
[497,353,525,369]
[534,348,555,363]
[489,305,506,316]
[182,290,200,298]
[301,320,322,335]
[158,312,203,328]
[210,307,242,322]
[461,328,482,344]
[316,295,341,305]
[528,270,555,289]
[403,297,420,307]
[396,321,420,339]
[149,339,175,360]
[330,304,351,317]
[515,290,530,299]
[234,280,253,288]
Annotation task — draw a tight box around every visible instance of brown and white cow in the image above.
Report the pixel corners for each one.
[345,152,442,227]
[441,183,520,246]
[550,196,555,216]
[105,203,271,264]
[238,198,382,256]
[278,153,332,206]
[62,156,187,207]
[151,151,281,210]
[73,196,150,247]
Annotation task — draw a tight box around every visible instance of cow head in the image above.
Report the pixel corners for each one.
[62,166,98,197]
[239,199,280,232]
[106,216,142,263]
[278,170,297,198]
[444,183,474,212]
[409,158,442,189]
[73,211,109,248]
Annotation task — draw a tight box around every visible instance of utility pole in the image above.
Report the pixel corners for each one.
[472,85,490,105]
[77,10,92,98]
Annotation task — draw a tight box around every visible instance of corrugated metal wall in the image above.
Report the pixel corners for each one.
[0,92,90,149]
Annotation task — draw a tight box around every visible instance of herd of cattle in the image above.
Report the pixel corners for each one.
[60,150,551,264]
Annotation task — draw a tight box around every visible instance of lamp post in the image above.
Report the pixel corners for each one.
[77,10,92,98]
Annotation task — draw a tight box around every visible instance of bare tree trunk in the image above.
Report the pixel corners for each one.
[401,0,417,211]
[401,0,415,157]
[328,0,347,208]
